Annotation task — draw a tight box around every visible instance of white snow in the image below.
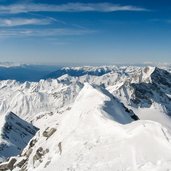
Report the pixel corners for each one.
[10,83,171,171]
[0,65,171,171]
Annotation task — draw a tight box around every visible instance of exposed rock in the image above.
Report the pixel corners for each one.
[0,163,8,170]
[33,147,48,167]
[29,139,37,148]
[8,158,17,170]
[42,127,57,139]
[58,142,62,155]
[16,158,27,168]
[0,112,39,162]
[0,157,17,171]
[24,148,33,158]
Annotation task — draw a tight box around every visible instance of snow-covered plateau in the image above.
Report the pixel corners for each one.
[0,65,171,171]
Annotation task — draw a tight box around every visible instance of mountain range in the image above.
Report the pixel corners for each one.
[0,65,171,170]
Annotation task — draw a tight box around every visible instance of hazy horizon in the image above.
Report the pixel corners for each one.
[1,61,171,66]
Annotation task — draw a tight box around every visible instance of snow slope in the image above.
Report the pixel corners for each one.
[45,66,171,131]
[107,67,171,130]
[0,65,171,129]
[0,65,171,170]
[0,112,38,162]
[8,83,171,171]
[0,78,83,120]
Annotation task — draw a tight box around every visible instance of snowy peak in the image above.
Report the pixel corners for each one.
[132,67,171,109]
[135,66,171,85]
[151,67,171,88]
[71,83,134,125]
[0,112,38,162]
[1,65,171,170]
[0,62,22,68]
[9,84,171,171]
[141,66,155,82]
[143,66,155,75]
[0,77,83,120]
[112,66,171,110]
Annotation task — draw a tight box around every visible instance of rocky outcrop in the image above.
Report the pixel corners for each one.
[115,67,171,115]
[33,147,49,167]
[42,127,57,139]
[0,157,17,171]
[0,112,39,162]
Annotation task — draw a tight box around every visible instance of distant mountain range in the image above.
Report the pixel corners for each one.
[0,65,171,170]
[1,62,171,82]
[0,64,60,82]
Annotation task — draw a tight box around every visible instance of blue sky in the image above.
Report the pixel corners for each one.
[0,0,171,65]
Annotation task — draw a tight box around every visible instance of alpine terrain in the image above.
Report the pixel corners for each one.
[0,65,171,171]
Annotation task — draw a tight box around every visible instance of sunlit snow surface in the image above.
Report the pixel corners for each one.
[0,65,171,170]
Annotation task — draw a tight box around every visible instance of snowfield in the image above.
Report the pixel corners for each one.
[12,83,171,171]
[0,65,171,171]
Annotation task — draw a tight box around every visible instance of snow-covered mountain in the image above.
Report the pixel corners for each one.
[44,66,118,79]
[0,65,171,170]
[0,112,38,163]
[106,66,171,130]
[2,83,171,171]
[0,78,83,120]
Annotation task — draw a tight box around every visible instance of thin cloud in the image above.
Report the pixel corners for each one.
[0,18,52,27]
[28,12,66,25]
[165,20,171,24]
[0,3,148,14]
[150,19,171,24]
[0,28,95,37]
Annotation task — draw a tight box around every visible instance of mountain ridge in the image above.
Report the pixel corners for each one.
[0,112,38,162]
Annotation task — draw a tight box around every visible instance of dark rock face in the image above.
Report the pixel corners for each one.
[126,67,171,115]
[0,112,39,162]
[0,157,17,171]
[131,83,153,108]
[33,147,49,167]
[29,139,37,148]
[151,67,171,89]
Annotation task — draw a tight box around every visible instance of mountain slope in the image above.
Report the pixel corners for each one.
[0,78,83,120]
[0,112,38,162]
[5,83,171,171]
[1,65,171,170]
[106,67,171,130]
